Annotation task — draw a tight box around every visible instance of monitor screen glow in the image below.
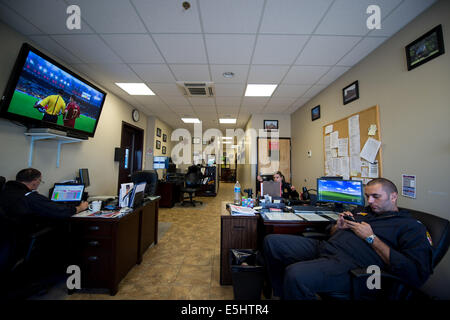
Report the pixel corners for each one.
[51,184,84,202]
[317,178,364,206]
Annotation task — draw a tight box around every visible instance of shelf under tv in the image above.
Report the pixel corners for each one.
[24,130,84,168]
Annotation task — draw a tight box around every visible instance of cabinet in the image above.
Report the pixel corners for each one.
[220,213,259,285]
[198,165,218,196]
[70,199,159,295]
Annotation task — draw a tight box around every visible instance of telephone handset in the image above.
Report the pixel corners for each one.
[302,187,310,201]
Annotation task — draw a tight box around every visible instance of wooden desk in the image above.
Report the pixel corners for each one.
[220,203,331,285]
[157,181,182,208]
[70,198,159,295]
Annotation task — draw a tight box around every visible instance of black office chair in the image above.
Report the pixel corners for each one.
[302,208,450,300]
[181,171,203,207]
[0,176,5,192]
[130,170,158,196]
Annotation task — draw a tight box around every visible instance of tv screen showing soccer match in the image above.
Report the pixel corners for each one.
[317,178,364,206]
[0,43,106,137]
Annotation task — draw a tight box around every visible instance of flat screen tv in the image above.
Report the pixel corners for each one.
[0,43,106,138]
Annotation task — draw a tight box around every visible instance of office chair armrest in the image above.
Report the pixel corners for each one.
[350,268,405,283]
[29,226,54,240]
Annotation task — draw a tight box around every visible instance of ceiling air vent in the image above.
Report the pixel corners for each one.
[176,81,215,97]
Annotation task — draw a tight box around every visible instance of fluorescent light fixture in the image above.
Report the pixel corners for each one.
[222,137,232,140]
[181,118,201,123]
[219,118,237,124]
[115,83,155,95]
[222,141,232,144]
[245,84,277,97]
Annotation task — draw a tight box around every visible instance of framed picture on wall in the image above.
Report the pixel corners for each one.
[163,133,167,142]
[162,146,166,154]
[156,140,161,149]
[156,128,161,137]
[311,105,320,121]
[342,80,359,105]
[405,24,445,71]
[192,137,201,144]
[263,120,278,131]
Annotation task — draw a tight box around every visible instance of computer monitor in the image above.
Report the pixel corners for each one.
[79,168,90,187]
[153,156,169,169]
[129,182,146,208]
[50,183,85,204]
[317,178,364,206]
[130,170,158,196]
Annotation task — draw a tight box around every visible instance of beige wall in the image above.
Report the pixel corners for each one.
[291,0,450,298]
[0,22,147,196]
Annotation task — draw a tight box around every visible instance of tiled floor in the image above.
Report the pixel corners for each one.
[67,182,235,300]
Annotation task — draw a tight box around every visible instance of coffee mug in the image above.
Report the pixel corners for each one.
[89,200,102,212]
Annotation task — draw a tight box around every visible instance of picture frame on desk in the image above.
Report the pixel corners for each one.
[405,24,445,71]
[343,80,359,105]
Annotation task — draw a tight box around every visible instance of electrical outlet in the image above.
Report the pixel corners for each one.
[307,150,312,157]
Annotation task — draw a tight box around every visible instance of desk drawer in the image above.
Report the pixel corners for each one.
[72,223,112,237]
[81,252,111,287]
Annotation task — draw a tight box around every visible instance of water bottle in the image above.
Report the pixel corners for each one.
[234,181,241,205]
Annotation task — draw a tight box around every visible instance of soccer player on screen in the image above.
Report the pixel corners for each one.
[35,89,66,123]
[63,95,81,128]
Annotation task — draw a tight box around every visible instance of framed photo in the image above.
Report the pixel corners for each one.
[406,24,445,71]
[163,133,167,142]
[162,146,166,155]
[263,120,278,131]
[311,105,320,121]
[342,80,359,105]
[156,128,161,137]
[156,140,161,149]
[192,137,201,144]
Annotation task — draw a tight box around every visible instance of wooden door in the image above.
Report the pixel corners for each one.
[118,122,144,192]
[257,138,291,181]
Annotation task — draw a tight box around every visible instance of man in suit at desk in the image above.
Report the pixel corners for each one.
[263,178,433,299]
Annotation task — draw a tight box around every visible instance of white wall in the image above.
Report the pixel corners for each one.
[291,0,450,298]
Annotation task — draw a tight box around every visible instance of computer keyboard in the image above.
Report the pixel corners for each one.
[293,205,329,212]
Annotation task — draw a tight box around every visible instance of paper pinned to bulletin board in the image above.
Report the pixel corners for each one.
[323,105,382,184]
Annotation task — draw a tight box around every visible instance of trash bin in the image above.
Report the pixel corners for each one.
[230,249,265,300]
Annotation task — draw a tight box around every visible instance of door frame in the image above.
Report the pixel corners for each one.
[256,137,292,183]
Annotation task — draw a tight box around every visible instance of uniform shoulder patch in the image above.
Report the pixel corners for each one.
[357,212,368,216]
[426,231,433,246]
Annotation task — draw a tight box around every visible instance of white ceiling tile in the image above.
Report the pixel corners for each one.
[369,0,437,37]
[252,35,309,65]
[315,0,402,36]
[303,84,327,98]
[337,37,387,66]
[217,105,240,114]
[52,34,122,63]
[2,0,94,34]
[205,34,256,64]
[265,97,297,109]
[241,105,265,113]
[188,97,215,107]
[296,36,361,65]
[160,96,191,107]
[210,65,249,83]
[147,83,184,96]
[272,84,311,98]
[0,3,42,35]
[316,66,350,85]
[81,63,142,83]
[215,97,242,107]
[153,34,207,64]
[241,97,270,108]
[283,66,330,84]
[247,65,290,83]
[72,0,146,33]
[199,0,264,33]
[214,84,245,97]
[28,35,83,64]
[131,0,202,33]
[170,64,211,81]
[192,105,217,114]
[260,0,333,34]
[129,64,176,83]
[101,34,164,63]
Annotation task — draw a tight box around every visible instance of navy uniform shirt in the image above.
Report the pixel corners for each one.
[320,207,433,288]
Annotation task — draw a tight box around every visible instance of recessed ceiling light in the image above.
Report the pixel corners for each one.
[222,137,232,140]
[222,141,232,144]
[115,83,155,95]
[245,84,277,97]
[219,118,237,124]
[181,118,201,123]
[222,72,235,79]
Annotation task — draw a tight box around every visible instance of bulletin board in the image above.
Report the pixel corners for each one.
[322,105,382,184]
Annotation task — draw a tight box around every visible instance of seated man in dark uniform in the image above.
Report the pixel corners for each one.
[263,178,433,299]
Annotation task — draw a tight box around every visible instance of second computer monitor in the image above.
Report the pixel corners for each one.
[317,178,364,206]
[79,168,90,187]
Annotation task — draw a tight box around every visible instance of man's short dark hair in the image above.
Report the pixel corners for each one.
[16,168,41,183]
[367,178,398,194]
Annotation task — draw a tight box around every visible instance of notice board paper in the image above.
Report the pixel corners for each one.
[360,137,381,163]
[330,131,339,148]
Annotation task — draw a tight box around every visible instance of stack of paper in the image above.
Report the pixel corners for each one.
[264,212,303,221]
[229,205,256,216]
[295,212,329,222]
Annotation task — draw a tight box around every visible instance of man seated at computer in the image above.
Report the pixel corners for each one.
[0,168,88,233]
[263,178,433,300]
[257,171,299,199]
